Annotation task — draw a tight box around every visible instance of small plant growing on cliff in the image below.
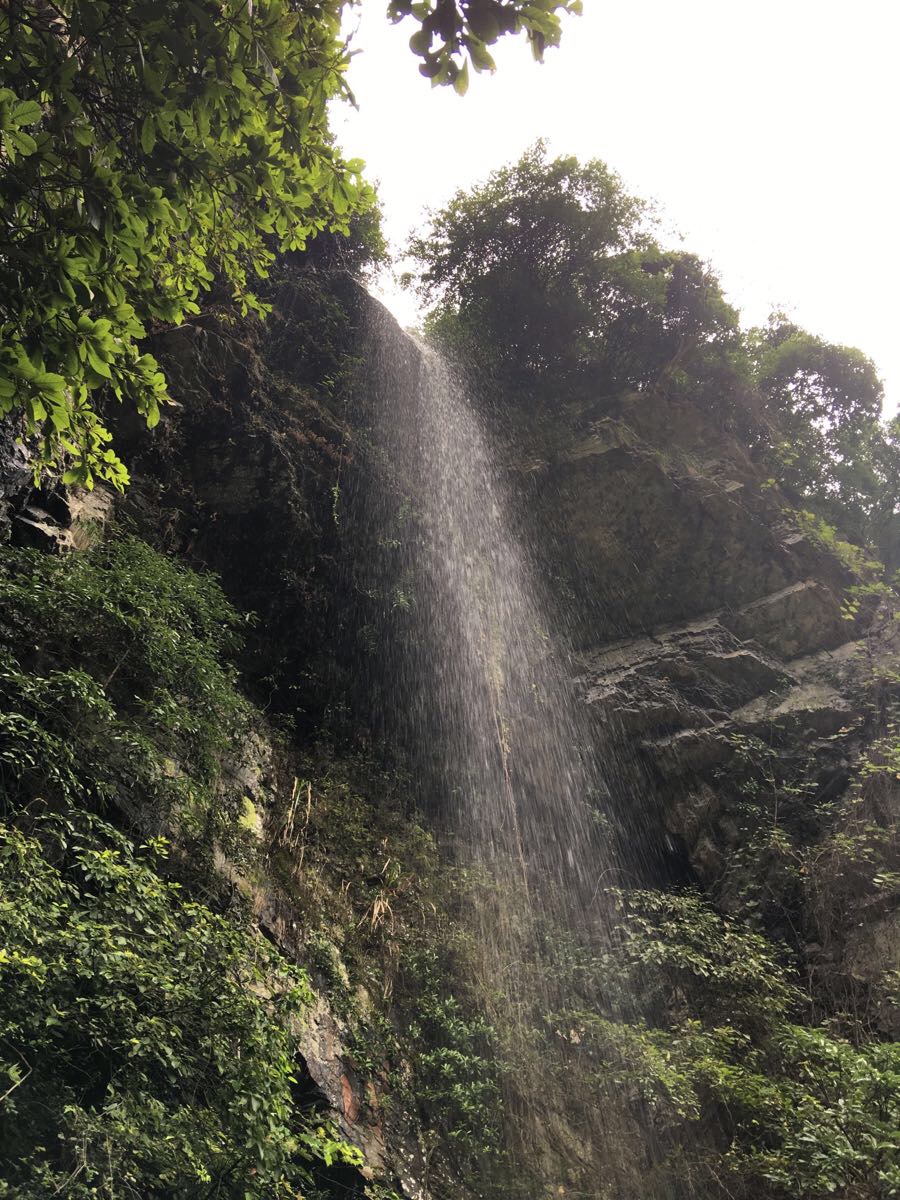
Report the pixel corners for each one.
[400,944,504,1170]
[792,511,893,620]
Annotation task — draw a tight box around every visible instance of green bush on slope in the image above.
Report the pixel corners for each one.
[0,814,362,1200]
[555,890,900,1200]
[0,536,368,1198]
[0,535,252,853]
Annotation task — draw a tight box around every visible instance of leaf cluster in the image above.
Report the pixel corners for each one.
[0,0,374,485]
[388,0,582,93]
[749,319,898,557]
[410,141,743,397]
[0,812,365,1199]
[0,536,254,855]
[400,943,504,1167]
[262,754,508,1189]
[556,888,900,1199]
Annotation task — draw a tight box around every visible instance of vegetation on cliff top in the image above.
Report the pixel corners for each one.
[410,142,899,564]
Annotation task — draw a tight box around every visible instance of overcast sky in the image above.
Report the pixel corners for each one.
[331,0,899,415]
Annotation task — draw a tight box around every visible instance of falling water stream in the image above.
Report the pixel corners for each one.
[352,303,639,1170]
[363,317,616,881]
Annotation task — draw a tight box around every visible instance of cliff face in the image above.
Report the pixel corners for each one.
[575,519,899,1033]
[1,263,896,1200]
[503,378,899,1046]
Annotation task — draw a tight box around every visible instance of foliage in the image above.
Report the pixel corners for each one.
[703,720,900,1036]
[268,752,441,955]
[794,509,883,575]
[388,0,582,92]
[402,944,503,1164]
[790,510,896,620]
[409,142,743,399]
[0,0,585,487]
[0,537,371,1196]
[0,0,374,486]
[602,889,802,1029]
[579,1013,900,1199]
[560,888,900,1200]
[410,141,645,375]
[266,752,507,1187]
[0,812,365,1199]
[708,715,900,1014]
[707,729,824,934]
[410,147,897,560]
[750,318,899,556]
[0,537,254,856]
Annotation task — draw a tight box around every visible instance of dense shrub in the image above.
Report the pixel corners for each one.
[0,813,362,1199]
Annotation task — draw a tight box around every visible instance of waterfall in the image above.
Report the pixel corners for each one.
[349,302,636,1168]
[359,314,616,875]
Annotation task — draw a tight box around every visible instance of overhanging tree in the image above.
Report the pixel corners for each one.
[388,0,582,91]
[0,0,581,488]
[0,0,378,487]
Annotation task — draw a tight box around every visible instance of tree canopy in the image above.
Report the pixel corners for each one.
[410,141,743,393]
[749,318,899,557]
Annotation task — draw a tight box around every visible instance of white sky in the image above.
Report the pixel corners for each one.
[331,0,899,416]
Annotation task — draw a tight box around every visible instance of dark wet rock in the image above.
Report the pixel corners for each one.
[12,511,67,552]
[583,613,796,743]
[698,648,792,699]
[644,725,734,775]
[691,832,726,880]
[536,445,797,641]
[113,272,376,730]
[731,682,855,741]
[509,385,853,647]
[578,576,898,1036]
[725,579,847,659]
[299,992,388,1173]
[10,487,114,554]
[664,782,721,848]
[0,416,34,542]
[844,913,900,1037]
